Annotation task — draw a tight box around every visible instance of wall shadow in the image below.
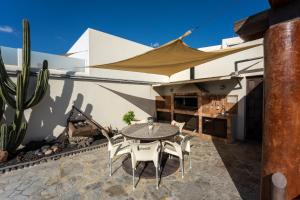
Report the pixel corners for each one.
[26,75,73,142]
[212,138,261,200]
[97,84,156,116]
[210,94,262,199]
[2,105,15,124]
[209,82,262,199]
[26,75,93,143]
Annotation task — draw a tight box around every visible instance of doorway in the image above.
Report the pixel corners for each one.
[245,76,263,141]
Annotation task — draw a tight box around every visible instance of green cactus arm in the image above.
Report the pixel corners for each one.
[0,75,16,109]
[0,124,7,150]
[2,80,16,95]
[0,124,14,152]
[0,49,17,95]
[5,121,27,152]
[16,73,24,111]
[0,97,4,121]
[13,122,27,151]
[13,108,24,131]
[6,124,15,152]
[21,20,30,91]
[24,65,49,109]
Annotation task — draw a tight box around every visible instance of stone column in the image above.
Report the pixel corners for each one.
[262,1,300,198]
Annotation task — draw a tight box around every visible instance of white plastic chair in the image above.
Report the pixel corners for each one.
[171,120,185,133]
[130,141,161,190]
[101,129,132,176]
[162,140,184,178]
[178,133,194,170]
[163,129,194,177]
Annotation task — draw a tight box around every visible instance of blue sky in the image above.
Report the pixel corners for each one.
[0,0,269,54]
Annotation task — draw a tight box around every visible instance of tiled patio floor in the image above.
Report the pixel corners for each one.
[0,138,261,200]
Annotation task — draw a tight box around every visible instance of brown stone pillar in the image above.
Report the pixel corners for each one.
[262,17,300,200]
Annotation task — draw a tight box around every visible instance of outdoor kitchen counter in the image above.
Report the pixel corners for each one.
[200,113,235,144]
[201,113,234,119]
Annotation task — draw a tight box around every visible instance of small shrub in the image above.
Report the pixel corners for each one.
[123,111,135,125]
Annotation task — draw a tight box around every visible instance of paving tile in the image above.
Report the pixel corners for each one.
[0,138,261,200]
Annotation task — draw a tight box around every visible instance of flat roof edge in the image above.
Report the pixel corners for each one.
[6,70,163,85]
[152,75,242,87]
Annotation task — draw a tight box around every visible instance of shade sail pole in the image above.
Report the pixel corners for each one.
[179,30,193,40]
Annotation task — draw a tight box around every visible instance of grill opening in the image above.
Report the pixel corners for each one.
[174,114,199,132]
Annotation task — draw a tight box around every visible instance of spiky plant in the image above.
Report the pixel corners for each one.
[0,20,49,154]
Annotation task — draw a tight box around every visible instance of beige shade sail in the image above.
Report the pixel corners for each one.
[90,36,260,76]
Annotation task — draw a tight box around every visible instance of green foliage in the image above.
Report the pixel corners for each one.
[0,123,27,151]
[0,97,4,122]
[0,20,49,153]
[123,111,135,125]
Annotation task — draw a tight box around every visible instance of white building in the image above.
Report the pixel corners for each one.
[1,28,263,143]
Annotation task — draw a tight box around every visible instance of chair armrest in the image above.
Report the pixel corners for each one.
[180,135,193,152]
[163,140,176,146]
[164,141,181,152]
[112,139,131,146]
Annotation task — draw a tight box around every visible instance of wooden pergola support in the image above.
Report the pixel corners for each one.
[263,15,300,200]
[234,10,269,41]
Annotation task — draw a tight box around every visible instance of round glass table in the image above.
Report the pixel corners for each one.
[121,123,180,179]
[121,122,179,141]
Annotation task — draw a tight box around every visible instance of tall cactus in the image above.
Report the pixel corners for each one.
[0,98,4,122]
[0,20,49,153]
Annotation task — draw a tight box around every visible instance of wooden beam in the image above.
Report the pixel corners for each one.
[269,0,293,8]
[234,10,270,41]
[234,0,299,42]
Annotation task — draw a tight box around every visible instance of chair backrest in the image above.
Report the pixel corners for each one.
[131,141,161,165]
[171,120,185,133]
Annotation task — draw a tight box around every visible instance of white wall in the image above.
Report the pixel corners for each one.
[3,76,159,143]
[88,28,153,65]
[67,29,90,70]
[169,69,190,82]
[0,46,18,66]
[1,46,85,72]
[194,43,263,79]
[67,28,169,83]
[169,38,264,83]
